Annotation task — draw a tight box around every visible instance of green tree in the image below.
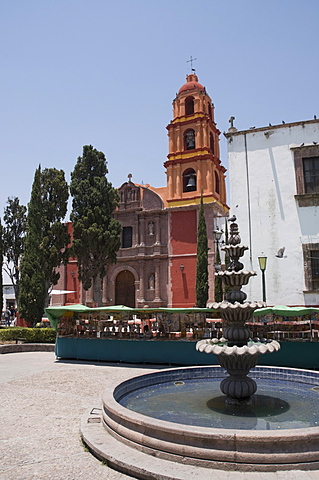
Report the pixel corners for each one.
[214,241,223,302]
[19,167,69,325]
[70,145,122,306]
[41,168,69,306]
[2,197,27,308]
[196,196,209,307]
[19,166,46,325]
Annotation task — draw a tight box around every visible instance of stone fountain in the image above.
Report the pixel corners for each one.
[81,218,319,476]
[196,218,280,405]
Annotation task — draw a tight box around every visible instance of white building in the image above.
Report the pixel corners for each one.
[225,118,319,307]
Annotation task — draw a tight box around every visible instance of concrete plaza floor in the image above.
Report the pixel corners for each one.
[0,351,319,480]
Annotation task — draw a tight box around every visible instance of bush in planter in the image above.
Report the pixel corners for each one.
[0,327,56,343]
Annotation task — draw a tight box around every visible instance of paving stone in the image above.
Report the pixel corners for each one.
[1,351,318,480]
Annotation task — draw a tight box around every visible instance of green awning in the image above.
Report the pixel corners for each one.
[46,303,319,331]
[253,305,319,317]
[45,304,219,330]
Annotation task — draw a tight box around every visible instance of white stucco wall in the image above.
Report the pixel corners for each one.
[227,120,319,306]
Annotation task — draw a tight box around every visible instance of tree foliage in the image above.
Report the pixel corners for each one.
[196,196,209,307]
[19,167,69,325]
[19,167,46,325]
[214,242,223,302]
[70,145,122,306]
[2,197,27,307]
[40,168,70,305]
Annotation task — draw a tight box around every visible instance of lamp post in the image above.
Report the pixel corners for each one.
[258,254,267,302]
[213,226,224,302]
[212,227,224,271]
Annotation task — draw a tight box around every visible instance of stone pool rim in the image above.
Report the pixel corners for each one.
[101,365,319,469]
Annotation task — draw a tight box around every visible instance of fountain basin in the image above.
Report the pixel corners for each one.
[215,270,257,286]
[196,339,280,356]
[101,365,319,470]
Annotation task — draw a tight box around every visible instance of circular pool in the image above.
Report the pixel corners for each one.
[101,365,319,470]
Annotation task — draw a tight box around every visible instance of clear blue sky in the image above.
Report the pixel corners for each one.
[1,0,318,217]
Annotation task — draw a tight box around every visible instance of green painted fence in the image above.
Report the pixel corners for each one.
[55,337,319,369]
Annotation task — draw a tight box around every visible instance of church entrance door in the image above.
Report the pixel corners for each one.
[115,270,135,308]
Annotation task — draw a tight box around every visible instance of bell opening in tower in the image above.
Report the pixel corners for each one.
[183,168,197,192]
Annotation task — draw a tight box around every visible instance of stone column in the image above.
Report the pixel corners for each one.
[132,218,138,247]
[154,214,161,245]
[139,215,145,246]
[169,130,173,153]
[167,165,173,199]
[154,260,162,303]
[197,160,202,192]
[176,126,181,151]
[196,120,202,148]
[203,120,208,147]
[176,163,181,198]
[138,261,145,303]
[207,160,213,193]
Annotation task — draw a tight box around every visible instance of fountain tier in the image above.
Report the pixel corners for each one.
[198,219,280,404]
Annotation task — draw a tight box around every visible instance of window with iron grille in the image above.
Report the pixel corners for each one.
[293,145,319,206]
[303,157,319,194]
[311,250,319,290]
[303,243,319,291]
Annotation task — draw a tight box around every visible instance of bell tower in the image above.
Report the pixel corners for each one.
[165,73,228,308]
[164,73,227,208]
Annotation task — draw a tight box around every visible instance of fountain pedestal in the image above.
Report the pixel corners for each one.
[197,219,280,405]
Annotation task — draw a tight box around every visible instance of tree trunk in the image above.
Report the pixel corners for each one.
[44,280,51,309]
[93,275,103,306]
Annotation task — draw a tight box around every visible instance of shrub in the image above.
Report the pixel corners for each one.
[0,327,56,343]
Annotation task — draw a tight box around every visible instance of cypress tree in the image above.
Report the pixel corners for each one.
[196,196,209,307]
[19,167,69,324]
[19,166,46,325]
[214,241,223,302]
[70,145,122,306]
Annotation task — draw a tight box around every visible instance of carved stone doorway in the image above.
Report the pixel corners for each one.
[115,270,135,307]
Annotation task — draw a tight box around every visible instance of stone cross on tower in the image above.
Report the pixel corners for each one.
[187,55,197,72]
[228,116,238,133]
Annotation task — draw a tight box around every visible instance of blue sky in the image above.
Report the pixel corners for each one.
[1,0,318,217]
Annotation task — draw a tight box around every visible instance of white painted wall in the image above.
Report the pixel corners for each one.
[227,121,319,306]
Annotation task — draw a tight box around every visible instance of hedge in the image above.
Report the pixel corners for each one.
[0,327,56,344]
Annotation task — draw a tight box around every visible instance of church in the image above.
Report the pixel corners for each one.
[55,73,229,308]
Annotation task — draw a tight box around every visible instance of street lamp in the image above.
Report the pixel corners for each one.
[213,226,223,243]
[213,227,224,271]
[213,226,225,303]
[258,254,267,302]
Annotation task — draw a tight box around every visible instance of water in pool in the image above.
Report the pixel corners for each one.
[119,377,319,430]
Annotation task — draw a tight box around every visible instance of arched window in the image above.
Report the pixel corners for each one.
[183,168,197,192]
[215,171,220,194]
[210,133,215,154]
[184,129,196,150]
[185,96,194,115]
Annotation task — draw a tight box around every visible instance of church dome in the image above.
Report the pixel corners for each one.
[178,73,204,94]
